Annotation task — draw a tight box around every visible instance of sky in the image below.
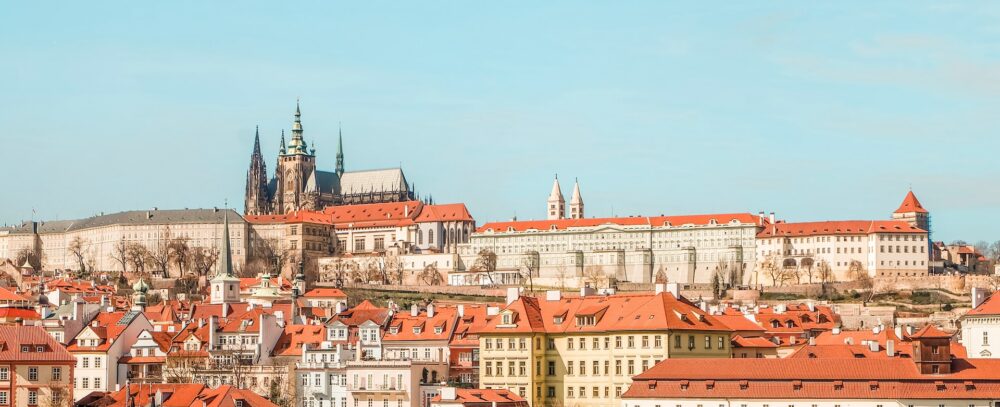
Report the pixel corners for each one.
[1,2,999,243]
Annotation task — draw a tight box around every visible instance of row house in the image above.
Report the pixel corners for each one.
[475,284,734,407]
[0,326,77,407]
[66,310,152,401]
[120,327,174,384]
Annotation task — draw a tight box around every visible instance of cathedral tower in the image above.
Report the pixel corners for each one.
[244,126,271,215]
[210,211,241,305]
[336,125,345,177]
[569,178,584,219]
[547,175,565,220]
[275,101,318,213]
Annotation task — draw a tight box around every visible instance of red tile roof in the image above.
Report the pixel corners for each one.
[431,388,527,406]
[324,201,422,228]
[731,335,778,348]
[757,220,924,238]
[895,190,928,214]
[384,306,457,342]
[0,326,75,362]
[0,308,42,321]
[99,384,277,407]
[910,324,953,339]
[713,315,767,333]
[414,203,474,223]
[273,325,326,356]
[967,293,1000,316]
[477,292,731,334]
[0,286,28,302]
[478,213,764,233]
[66,311,136,351]
[303,288,348,298]
[244,210,332,225]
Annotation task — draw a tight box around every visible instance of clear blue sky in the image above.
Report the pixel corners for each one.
[2,2,998,243]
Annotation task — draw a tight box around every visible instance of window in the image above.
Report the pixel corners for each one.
[82,357,89,368]
[628,336,635,348]
[984,332,990,345]
[518,361,526,376]
[547,386,555,397]
[83,377,90,388]
[615,360,622,375]
[592,360,599,375]
[374,237,385,251]
[628,360,635,375]
[547,338,555,350]
[485,362,492,376]
[615,336,622,348]
[95,377,102,388]
[655,335,662,348]
[604,360,609,375]
[568,338,574,350]
[0,368,6,381]
[642,336,649,348]
[28,367,38,381]
[354,238,365,252]
[95,357,102,368]
[719,336,726,349]
[567,387,574,398]
[604,337,610,349]
[28,390,37,406]
[547,361,555,376]
[568,361,574,375]
[579,338,586,349]
[52,367,62,381]
[674,335,681,348]
[290,226,298,235]
[705,336,711,349]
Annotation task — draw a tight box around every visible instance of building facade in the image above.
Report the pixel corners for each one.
[0,326,77,407]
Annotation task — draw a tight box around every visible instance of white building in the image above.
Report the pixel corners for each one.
[66,310,152,400]
[961,287,1000,359]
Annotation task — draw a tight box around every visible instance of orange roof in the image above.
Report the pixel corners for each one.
[431,388,527,406]
[758,220,925,238]
[324,201,422,228]
[303,288,348,298]
[713,315,767,333]
[967,293,1000,316]
[0,286,28,302]
[273,325,326,356]
[384,306,457,342]
[100,384,277,407]
[478,213,763,233]
[731,335,778,348]
[895,190,928,214]
[0,326,75,362]
[478,292,732,334]
[626,359,1000,400]
[414,203,474,222]
[0,308,41,320]
[910,324,953,339]
[66,311,137,351]
[450,304,493,347]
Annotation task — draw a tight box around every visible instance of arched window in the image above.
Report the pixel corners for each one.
[428,230,434,244]
[418,230,423,245]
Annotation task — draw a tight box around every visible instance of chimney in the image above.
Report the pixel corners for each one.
[411,304,419,317]
[886,340,895,357]
[427,303,435,318]
[580,284,596,297]
[198,318,205,328]
[355,342,363,361]
[546,291,562,302]
[222,304,229,318]
[506,287,520,305]
[808,337,815,346]
[832,327,841,335]
[154,325,162,332]
[439,387,456,401]
[487,306,499,316]
[868,340,879,352]
[72,300,84,321]
[457,304,466,318]
[336,302,345,314]
[654,283,666,295]
[972,287,989,309]
[404,205,409,218]
[775,304,786,314]
[208,316,218,351]
[905,325,914,336]
[155,390,164,406]
[807,302,815,312]
[895,325,904,339]
[666,283,680,299]
[769,212,775,224]
[758,211,764,224]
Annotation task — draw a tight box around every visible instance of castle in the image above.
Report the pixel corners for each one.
[244,102,416,215]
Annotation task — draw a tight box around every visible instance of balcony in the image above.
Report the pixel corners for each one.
[348,384,407,393]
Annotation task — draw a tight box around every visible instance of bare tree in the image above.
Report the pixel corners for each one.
[148,229,172,278]
[111,239,129,276]
[816,259,834,297]
[42,384,70,407]
[472,249,498,287]
[989,240,1000,263]
[168,237,191,276]
[760,255,783,287]
[384,250,405,284]
[190,247,220,276]
[583,265,608,289]
[520,251,540,293]
[125,243,150,274]
[67,237,88,274]
[417,264,443,286]
[848,260,875,302]
[800,257,816,284]
[555,265,570,290]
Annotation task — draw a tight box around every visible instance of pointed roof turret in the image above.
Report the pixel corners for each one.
[548,174,564,201]
[335,124,345,176]
[252,126,262,156]
[894,190,928,214]
[212,211,238,282]
[287,100,311,155]
[279,130,287,155]
[570,178,583,204]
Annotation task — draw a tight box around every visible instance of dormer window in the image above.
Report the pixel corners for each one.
[413,326,422,334]
[576,315,596,326]
[389,327,399,334]
[434,326,443,334]
[553,316,564,324]
[502,314,512,325]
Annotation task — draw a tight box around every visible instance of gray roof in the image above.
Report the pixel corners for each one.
[9,208,245,235]
[340,168,408,194]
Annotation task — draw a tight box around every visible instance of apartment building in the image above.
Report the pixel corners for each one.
[0,326,77,407]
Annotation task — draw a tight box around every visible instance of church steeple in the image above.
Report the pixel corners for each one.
[287,100,311,155]
[336,124,345,177]
[547,175,565,220]
[245,126,270,215]
[210,210,241,304]
[279,129,287,155]
[569,178,584,219]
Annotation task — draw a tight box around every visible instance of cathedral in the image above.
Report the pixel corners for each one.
[244,102,415,215]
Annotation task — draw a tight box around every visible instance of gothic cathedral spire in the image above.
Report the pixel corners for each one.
[244,126,271,215]
[336,124,345,177]
[569,178,584,219]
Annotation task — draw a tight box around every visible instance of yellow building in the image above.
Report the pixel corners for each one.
[475,286,733,407]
